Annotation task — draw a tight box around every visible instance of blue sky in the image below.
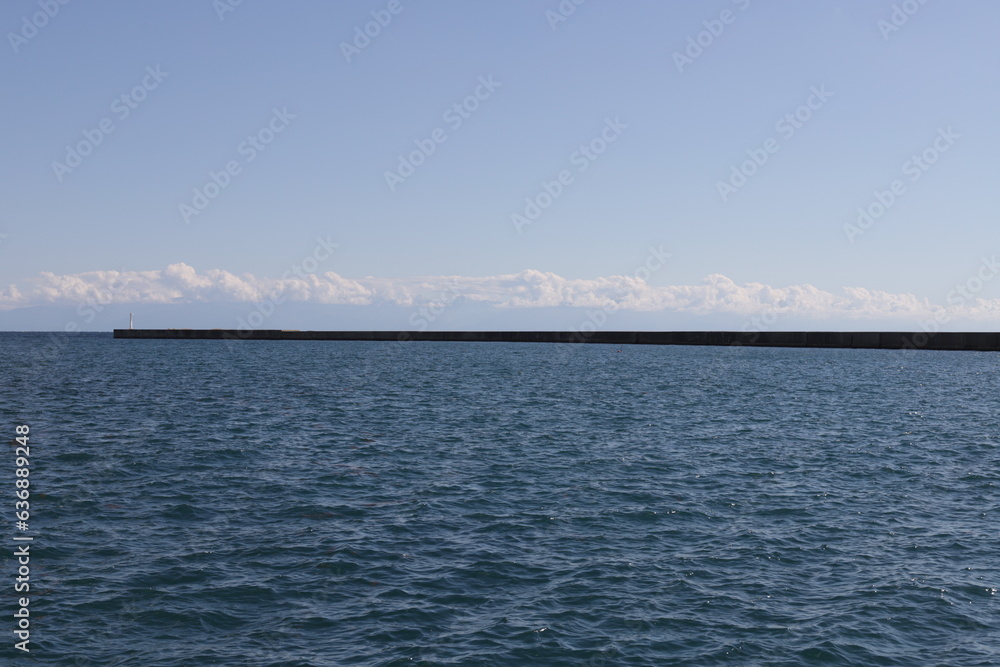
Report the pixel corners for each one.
[2,0,999,331]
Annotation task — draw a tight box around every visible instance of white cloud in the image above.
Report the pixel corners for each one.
[2,263,999,322]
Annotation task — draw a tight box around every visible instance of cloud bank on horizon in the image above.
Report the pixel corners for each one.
[4,262,999,325]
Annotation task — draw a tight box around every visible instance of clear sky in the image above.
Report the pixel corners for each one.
[2,0,999,331]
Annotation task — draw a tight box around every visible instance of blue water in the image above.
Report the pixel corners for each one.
[2,333,999,665]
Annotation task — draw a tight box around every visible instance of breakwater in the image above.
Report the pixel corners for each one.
[112,329,1000,351]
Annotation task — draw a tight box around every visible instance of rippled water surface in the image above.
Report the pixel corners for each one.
[2,333,999,665]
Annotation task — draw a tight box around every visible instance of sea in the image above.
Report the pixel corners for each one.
[1,332,998,666]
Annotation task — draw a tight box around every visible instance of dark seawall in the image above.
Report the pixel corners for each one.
[112,329,1000,351]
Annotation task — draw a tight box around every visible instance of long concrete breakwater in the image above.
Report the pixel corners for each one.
[112,329,1000,351]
